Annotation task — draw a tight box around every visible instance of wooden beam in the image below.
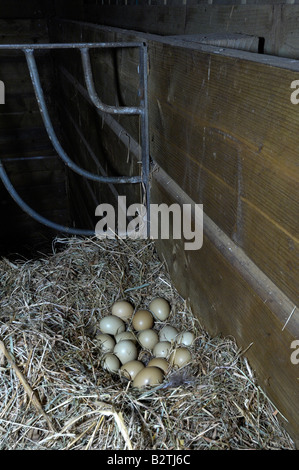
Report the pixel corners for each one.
[169,33,262,53]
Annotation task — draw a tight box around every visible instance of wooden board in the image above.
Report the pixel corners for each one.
[147,40,299,306]
[53,3,299,58]
[151,166,299,446]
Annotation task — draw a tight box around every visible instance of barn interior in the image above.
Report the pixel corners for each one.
[0,0,298,448]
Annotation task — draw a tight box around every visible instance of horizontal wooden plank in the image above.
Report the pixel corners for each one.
[148,42,299,169]
[3,167,66,190]
[0,19,49,43]
[0,110,44,130]
[0,1,54,19]
[149,100,299,238]
[147,40,299,303]
[151,167,299,446]
[169,33,261,53]
[0,127,54,157]
[150,134,299,303]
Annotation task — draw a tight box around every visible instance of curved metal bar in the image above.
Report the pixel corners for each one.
[0,162,95,236]
[0,42,145,50]
[25,49,142,184]
[80,47,142,115]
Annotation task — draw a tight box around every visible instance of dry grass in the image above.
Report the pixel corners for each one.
[0,236,295,450]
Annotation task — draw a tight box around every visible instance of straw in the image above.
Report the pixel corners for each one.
[0,236,295,450]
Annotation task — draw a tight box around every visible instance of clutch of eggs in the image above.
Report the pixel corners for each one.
[97,297,195,389]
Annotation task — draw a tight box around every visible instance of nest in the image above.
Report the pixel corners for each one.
[0,236,295,450]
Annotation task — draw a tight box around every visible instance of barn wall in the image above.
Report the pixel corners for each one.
[54,0,299,58]
[0,2,69,256]
[49,17,299,445]
[0,0,297,445]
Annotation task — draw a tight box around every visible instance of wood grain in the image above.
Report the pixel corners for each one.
[151,167,299,445]
[148,40,299,304]
[53,3,299,58]
[48,19,299,444]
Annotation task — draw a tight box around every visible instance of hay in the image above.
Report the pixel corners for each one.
[0,236,295,450]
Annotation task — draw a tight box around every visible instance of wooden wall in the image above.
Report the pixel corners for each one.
[49,18,299,445]
[0,0,298,444]
[54,0,299,58]
[0,4,69,257]
[149,33,299,445]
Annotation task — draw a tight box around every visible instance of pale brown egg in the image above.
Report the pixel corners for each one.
[149,297,171,321]
[147,357,169,373]
[159,325,178,343]
[120,360,145,380]
[153,341,171,358]
[96,333,115,353]
[115,331,137,344]
[169,347,192,368]
[175,331,195,347]
[113,340,138,364]
[132,366,164,389]
[138,329,159,350]
[99,315,125,336]
[111,300,134,322]
[102,353,120,374]
[132,309,154,331]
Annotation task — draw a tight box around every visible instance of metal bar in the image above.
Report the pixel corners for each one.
[80,48,142,115]
[0,161,95,236]
[0,41,150,238]
[60,103,120,202]
[0,42,144,50]
[24,49,142,185]
[139,44,151,237]
[59,65,142,160]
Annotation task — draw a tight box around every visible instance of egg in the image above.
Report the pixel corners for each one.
[111,300,134,322]
[153,341,171,358]
[149,297,171,321]
[169,347,192,368]
[99,315,125,336]
[138,329,159,350]
[159,325,178,343]
[114,340,138,364]
[175,331,195,347]
[115,331,137,344]
[120,360,145,380]
[102,353,120,373]
[132,310,154,331]
[147,357,169,373]
[96,333,115,353]
[132,366,164,389]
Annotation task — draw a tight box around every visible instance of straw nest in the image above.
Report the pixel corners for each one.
[0,236,295,450]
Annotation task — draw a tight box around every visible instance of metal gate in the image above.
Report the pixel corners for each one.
[0,41,150,237]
